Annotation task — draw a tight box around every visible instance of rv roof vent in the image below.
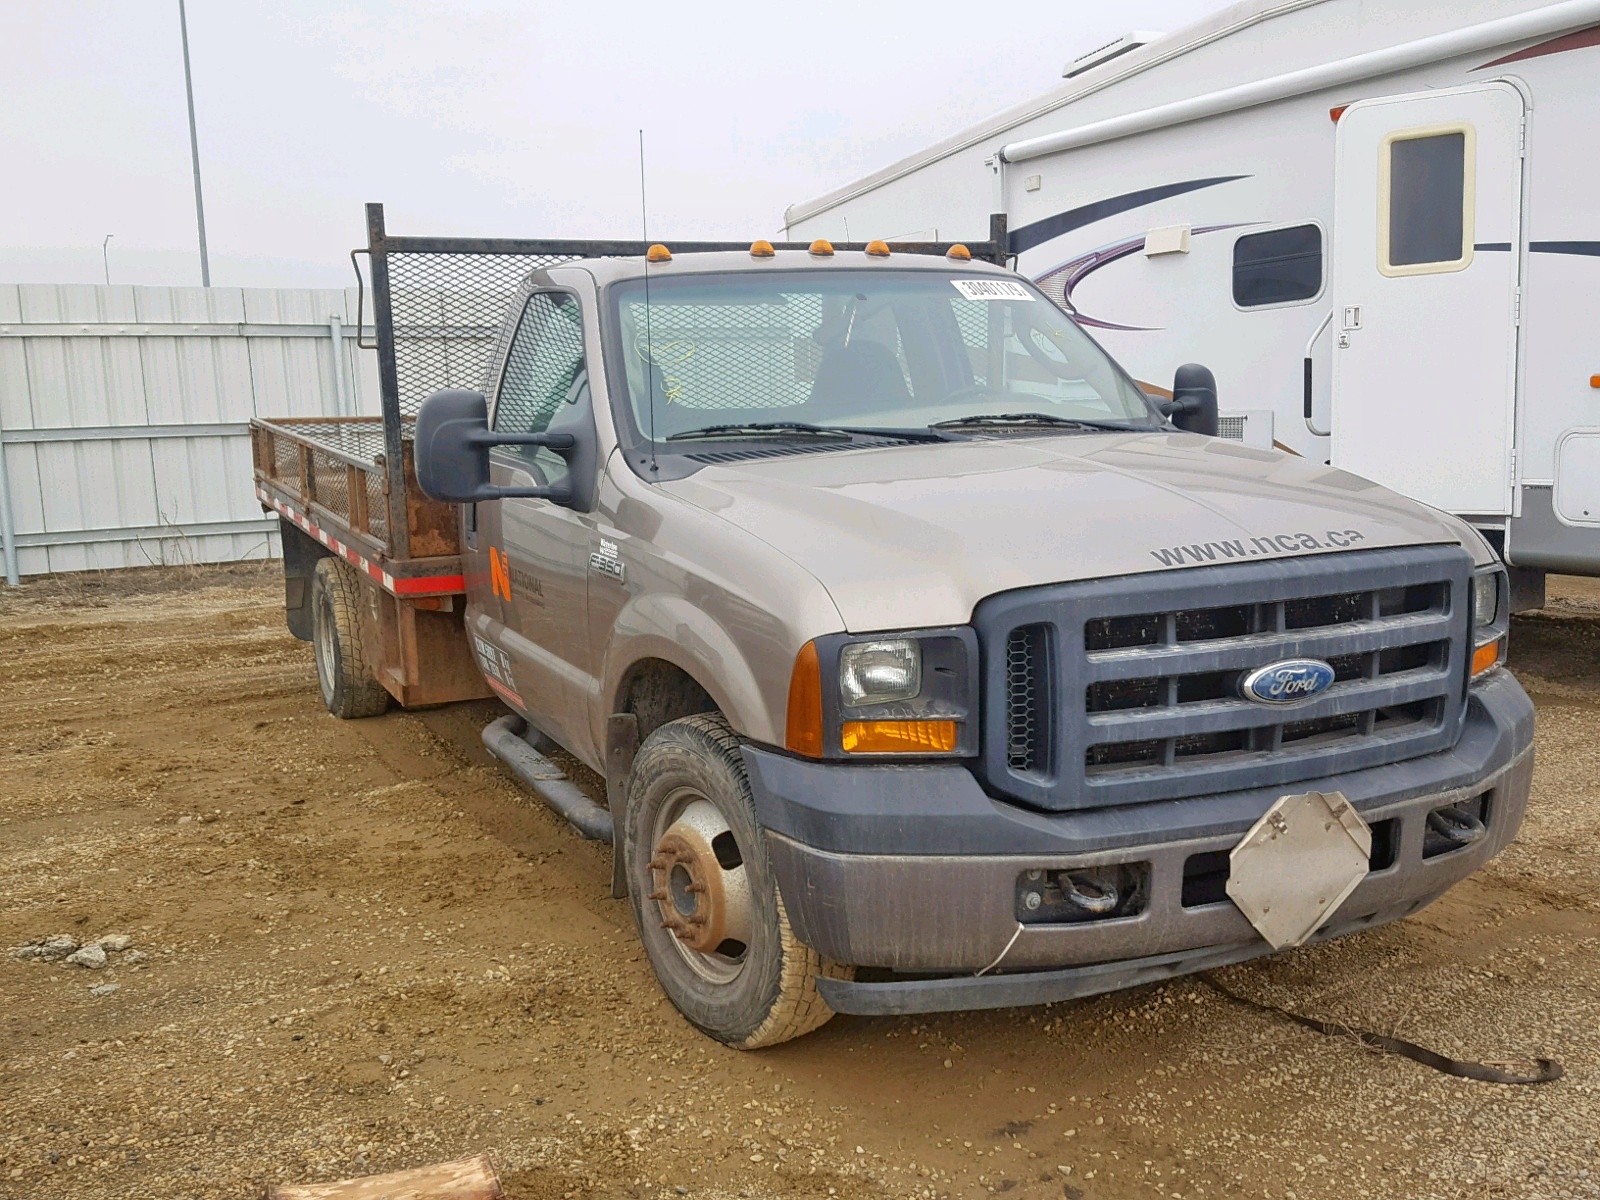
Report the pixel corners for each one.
[1062,31,1164,79]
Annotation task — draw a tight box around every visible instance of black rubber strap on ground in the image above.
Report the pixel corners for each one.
[1200,975,1563,1085]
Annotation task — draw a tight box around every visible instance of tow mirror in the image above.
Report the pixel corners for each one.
[1158,363,1219,437]
[413,388,584,507]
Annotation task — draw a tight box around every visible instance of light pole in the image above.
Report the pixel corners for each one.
[178,0,211,287]
[102,234,114,285]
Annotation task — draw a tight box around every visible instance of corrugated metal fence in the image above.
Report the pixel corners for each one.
[0,284,379,582]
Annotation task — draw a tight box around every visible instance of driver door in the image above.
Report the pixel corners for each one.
[482,290,600,759]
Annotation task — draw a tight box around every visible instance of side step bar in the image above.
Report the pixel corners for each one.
[482,714,615,842]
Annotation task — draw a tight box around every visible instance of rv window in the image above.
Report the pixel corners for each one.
[1384,130,1469,272]
[1232,225,1322,307]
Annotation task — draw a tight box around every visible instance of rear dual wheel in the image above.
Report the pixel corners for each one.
[623,714,851,1048]
[310,557,390,720]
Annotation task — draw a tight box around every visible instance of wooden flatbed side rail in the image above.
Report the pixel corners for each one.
[251,417,390,550]
[255,480,467,599]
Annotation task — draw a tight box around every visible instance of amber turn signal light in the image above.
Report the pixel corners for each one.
[1471,637,1504,677]
[646,243,672,263]
[785,641,824,757]
[841,720,958,754]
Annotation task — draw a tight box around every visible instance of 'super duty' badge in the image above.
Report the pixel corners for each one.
[1240,658,1336,705]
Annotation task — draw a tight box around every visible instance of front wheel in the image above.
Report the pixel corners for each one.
[623,714,850,1048]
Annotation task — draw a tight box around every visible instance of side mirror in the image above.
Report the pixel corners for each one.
[413,389,586,507]
[1160,363,1219,437]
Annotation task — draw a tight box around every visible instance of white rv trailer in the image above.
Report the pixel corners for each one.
[785,0,1600,599]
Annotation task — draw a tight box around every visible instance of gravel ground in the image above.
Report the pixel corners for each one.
[1,564,1597,1200]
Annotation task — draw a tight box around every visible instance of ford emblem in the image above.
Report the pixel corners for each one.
[1240,658,1336,705]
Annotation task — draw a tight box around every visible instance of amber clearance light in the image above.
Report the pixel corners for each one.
[1471,638,1504,677]
[785,641,824,757]
[842,720,958,754]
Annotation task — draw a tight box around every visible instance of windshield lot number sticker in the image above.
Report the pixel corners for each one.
[951,279,1033,301]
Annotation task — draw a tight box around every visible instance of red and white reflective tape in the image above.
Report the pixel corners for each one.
[484,674,526,709]
[257,486,465,597]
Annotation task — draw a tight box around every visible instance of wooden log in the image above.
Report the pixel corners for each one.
[264,1154,502,1200]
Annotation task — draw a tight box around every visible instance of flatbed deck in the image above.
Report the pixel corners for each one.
[250,415,466,598]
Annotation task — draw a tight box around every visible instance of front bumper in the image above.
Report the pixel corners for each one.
[743,670,1534,1015]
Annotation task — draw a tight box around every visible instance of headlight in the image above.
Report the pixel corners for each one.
[1473,570,1501,627]
[840,639,921,706]
[1470,567,1507,680]
[785,629,978,758]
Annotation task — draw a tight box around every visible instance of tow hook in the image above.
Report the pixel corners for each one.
[1426,805,1487,851]
[1064,874,1119,914]
[1016,864,1146,923]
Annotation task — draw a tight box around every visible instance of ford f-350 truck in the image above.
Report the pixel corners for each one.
[251,204,1530,1048]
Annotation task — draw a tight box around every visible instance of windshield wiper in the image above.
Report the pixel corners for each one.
[665,421,850,442]
[665,421,947,443]
[931,412,1149,432]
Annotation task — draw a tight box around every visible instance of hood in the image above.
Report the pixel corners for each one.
[660,432,1489,632]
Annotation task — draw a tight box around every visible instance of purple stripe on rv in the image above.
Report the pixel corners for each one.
[1475,23,1600,70]
[1033,225,1251,332]
[1008,176,1249,255]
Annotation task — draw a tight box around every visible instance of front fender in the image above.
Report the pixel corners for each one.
[602,593,780,746]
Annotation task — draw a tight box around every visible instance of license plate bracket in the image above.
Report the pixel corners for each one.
[1226,789,1372,949]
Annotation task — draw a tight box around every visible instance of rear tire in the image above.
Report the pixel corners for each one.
[310,557,390,720]
[623,713,851,1048]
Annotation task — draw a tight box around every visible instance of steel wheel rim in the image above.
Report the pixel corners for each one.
[313,589,337,708]
[646,786,753,986]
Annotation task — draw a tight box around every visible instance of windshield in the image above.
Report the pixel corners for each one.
[608,270,1157,442]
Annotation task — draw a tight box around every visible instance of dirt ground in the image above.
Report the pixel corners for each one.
[2,564,1599,1200]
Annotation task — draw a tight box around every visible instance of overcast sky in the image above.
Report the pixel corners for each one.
[2,0,1230,288]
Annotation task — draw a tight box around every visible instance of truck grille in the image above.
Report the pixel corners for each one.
[976,546,1472,812]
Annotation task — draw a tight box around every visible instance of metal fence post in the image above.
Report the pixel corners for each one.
[328,315,350,417]
[0,418,18,586]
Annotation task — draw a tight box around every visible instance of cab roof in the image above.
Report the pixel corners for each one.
[559,248,1016,287]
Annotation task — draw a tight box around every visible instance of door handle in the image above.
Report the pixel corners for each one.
[1304,309,1334,437]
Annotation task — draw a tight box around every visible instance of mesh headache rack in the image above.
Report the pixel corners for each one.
[251,202,1008,576]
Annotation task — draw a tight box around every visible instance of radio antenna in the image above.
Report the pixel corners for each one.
[639,129,658,474]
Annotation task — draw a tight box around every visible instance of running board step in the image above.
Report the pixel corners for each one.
[481,714,614,842]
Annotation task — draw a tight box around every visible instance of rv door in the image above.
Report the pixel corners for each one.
[1329,82,1524,517]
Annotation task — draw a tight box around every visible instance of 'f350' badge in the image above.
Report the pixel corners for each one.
[589,539,625,583]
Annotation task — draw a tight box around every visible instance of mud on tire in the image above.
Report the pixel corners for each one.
[623,713,851,1048]
[310,557,391,720]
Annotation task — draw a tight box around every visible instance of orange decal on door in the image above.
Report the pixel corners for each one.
[489,547,513,601]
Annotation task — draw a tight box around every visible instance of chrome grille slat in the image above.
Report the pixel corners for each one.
[1082,611,1456,679]
[1084,669,1456,737]
[978,546,1473,812]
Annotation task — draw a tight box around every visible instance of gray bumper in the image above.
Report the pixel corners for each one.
[743,670,1534,1014]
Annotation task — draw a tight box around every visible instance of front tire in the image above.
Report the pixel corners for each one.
[623,713,850,1048]
[310,557,390,720]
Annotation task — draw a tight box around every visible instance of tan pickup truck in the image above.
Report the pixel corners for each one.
[253,204,1531,1047]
